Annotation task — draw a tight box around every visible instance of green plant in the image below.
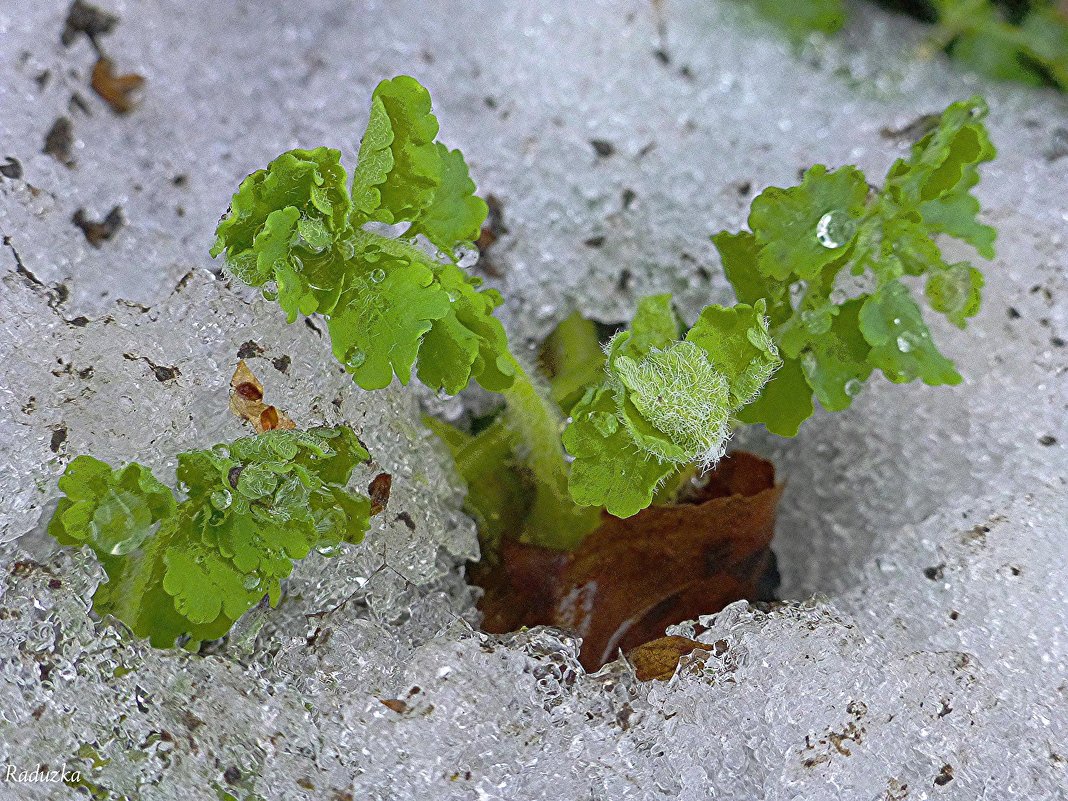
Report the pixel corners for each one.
[927,0,1068,89]
[751,0,1068,90]
[714,96,994,437]
[211,75,597,549]
[210,78,994,556]
[752,0,847,39]
[48,426,371,647]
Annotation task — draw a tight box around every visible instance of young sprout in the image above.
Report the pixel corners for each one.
[212,79,995,550]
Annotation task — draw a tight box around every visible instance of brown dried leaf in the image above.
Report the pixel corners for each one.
[476,451,783,672]
[368,473,392,516]
[379,699,408,714]
[627,636,711,682]
[91,56,145,115]
[229,360,295,434]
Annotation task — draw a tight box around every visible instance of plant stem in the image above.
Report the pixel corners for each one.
[109,517,174,634]
[373,232,602,549]
[500,354,601,550]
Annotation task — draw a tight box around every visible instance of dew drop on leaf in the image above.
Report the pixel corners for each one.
[590,411,619,437]
[346,349,367,369]
[844,378,863,397]
[315,542,342,557]
[815,212,839,248]
[369,267,386,284]
[815,210,855,249]
[210,489,232,510]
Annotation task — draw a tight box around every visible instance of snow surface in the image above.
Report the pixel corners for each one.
[0,0,1065,798]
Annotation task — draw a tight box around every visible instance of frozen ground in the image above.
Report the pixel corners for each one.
[0,0,1065,799]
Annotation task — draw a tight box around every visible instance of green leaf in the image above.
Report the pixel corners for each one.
[712,230,791,325]
[715,96,995,427]
[327,255,450,390]
[799,297,873,411]
[48,427,372,649]
[869,217,948,279]
[611,339,733,466]
[1018,8,1068,90]
[351,94,396,220]
[406,144,488,252]
[50,456,176,556]
[735,356,814,437]
[685,300,781,407]
[563,386,675,519]
[950,29,1045,87]
[353,77,486,249]
[541,311,607,411]
[162,540,257,626]
[618,293,681,356]
[561,293,783,516]
[918,191,996,259]
[417,263,514,394]
[748,164,869,281]
[211,148,353,308]
[216,76,506,399]
[363,76,442,224]
[926,262,984,328]
[753,0,846,38]
[885,97,995,206]
[859,281,961,385]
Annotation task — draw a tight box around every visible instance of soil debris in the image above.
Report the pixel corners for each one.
[91,56,146,114]
[61,0,118,48]
[0,157,23,180]
[368,473,392,516]
[627,636,712,681]
[43,117,75,167]
[72,206,124,247]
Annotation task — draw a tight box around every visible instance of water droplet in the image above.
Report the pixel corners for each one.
[446,289,461,302]
[897,335,912,352]
[315,542,342,557]
[844,378,863,397]
[261,282,279,302]
[369,268,386,284]
[815,211,854,249]
[590,412,619,437]
[243,575,261,591]
[210,489,232,510]
[346,349,366,369]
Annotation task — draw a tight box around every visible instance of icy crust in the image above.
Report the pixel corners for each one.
[0,489,1063,799]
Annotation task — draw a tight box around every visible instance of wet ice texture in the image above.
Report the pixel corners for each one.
[0,0,1065,798]
[1,491,1063,799]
